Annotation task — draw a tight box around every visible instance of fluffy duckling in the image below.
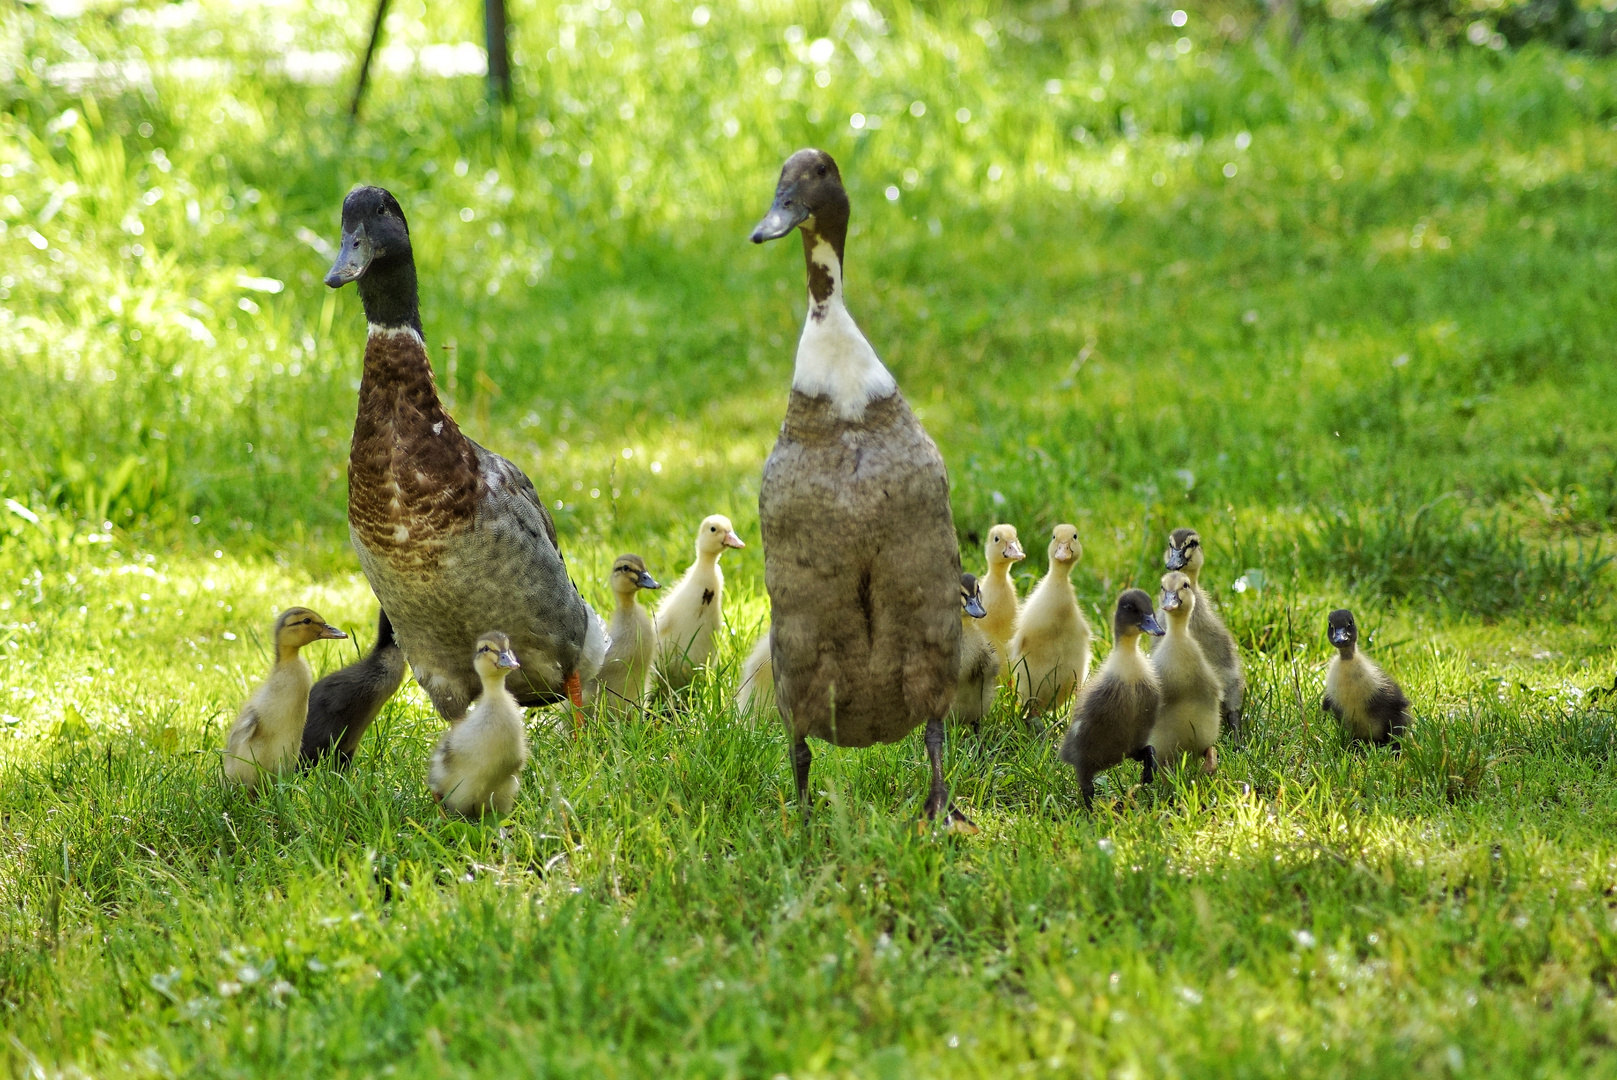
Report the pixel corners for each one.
[427,633,527,819]
[588,554,660,718]
[300,608,406,768]
[1059,590,1166,809]
[953,573,997,728]
[1148,572,1223,776]
[225,608,347,789]
[980,524,1025,675]
[735,628,776,720]
[1165,527,1246,738]
[1323,609,1411,746]
[653,514,745,690]
[1009,524,1092,716]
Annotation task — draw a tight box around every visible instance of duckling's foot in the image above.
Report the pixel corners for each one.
[1202,746,1219,775]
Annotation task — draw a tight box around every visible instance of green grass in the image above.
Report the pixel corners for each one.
[5,0,1617,1074]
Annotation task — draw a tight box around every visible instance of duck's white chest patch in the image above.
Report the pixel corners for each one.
[792,240,896,421]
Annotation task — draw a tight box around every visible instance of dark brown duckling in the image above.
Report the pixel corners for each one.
[1323,609,1411,746]
[300,608,406,768]
[1059,590,1166,809]
[953,573,997,729]
[750,148,969,831]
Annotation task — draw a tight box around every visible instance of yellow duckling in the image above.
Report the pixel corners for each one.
[1009,524,1091,716]
[979,524,1024,676]
[1323,609,1411,746]
[735,627,776,721]
[952,573,997,728]
[588,554,660,718]
[428,632,527,819]
[225,608,347,789]
[653,514,745,690]
[1148,572,1223,776]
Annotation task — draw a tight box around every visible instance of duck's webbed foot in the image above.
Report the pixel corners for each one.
[1202,745,1219,775]
[922,718,978,835]
[1128,744,1158,786]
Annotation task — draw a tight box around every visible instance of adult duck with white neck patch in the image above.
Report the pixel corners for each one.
[324,186,606,721]
[750,149,970,831]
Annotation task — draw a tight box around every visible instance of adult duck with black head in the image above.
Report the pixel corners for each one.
[324,186,606,721]
[750,149,971,832]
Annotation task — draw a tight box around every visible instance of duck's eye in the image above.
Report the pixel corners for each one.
[817,165,827,176]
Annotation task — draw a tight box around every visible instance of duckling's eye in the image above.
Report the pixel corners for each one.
[817,165,827,176]
[710,526,717,532]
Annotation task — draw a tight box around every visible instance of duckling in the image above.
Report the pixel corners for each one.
[751,149,970,829]
[300,608,406,768]
[653,514,745,690]
[324,186,606,722]
[735,627,777,720]
[1009,524,1092,716]
[980,524,1025,675]
[1148,572,1223,776]
[225,608,347,789]
[588,554,660,718]
[1059,590,1166,809]
[952,573,998,728]
[427,632,527,819]
[1323,609,1411,746]
[1165,527,1246,738]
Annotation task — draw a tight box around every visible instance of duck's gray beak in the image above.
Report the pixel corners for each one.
[319,625,349,640]
[1329,628,1352,646]
[1140,613,1166,638]
[1165,547,1187,571]
[496,649,521,670]
[1160,591,1182,611]
[636,571,660,590]
[750,191,808,243]
[964,594,987,619]
[324,226,374,287]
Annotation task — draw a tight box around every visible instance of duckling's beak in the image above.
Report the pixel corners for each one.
[750,190,809,243]
[324,226,375,287]
[964,593,988,619]
[1328,627,1353,647]
[1054,541,1074,562]
[1160,591,1182,611]
[319,625,349,640]
[722,531,746,549]
[496,650,520,670]
[635,571,660,590]
[1140,613,1166,637]
[1165,547,1187,571]
[1005,540,1025,561]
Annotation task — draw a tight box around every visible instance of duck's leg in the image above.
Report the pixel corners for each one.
[1128,744,1157,786]
[923,718,978,834]
[1202,745,1219,775]
[792,737,813,822]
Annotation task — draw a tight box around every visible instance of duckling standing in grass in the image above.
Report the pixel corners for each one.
[980,525,1025,676]
[1010,524,1091,717]
[589,555,660,718]
[300,609,406,768]
[1323,609,1411,746]
[952,573,998,729]
[1059,590,1165,809]
[735,629,777,720]
[428,633,527,819]
[226,608,347,789]
[1165,527,1246,738]
[653,515,745,690]
[1148,572,1223,776]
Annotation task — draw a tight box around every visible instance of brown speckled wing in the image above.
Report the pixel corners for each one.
[471,439,560,552]
[761,391,961,748]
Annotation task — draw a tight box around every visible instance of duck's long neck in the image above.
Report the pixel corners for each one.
[989,558,1017,585]
[275,642,306,667]
[351,256,462,452]
[793,217,896,419]
[1166,611,1191,639]
[613,588,643,616]
[358,256,423,338]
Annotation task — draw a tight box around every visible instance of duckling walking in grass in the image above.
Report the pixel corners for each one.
[1323,609,1411,746]
[589,555,660,718]
[428,633,527,819]
[952,573,998,729]
[226,608,347,789]
[980,525,1025,676]
[1148,572,1223,776]
[1010,524,1091,717]
[1059,591,1165,809]
[300,609,406,768]
[653,514,745,690]
[1165,527,1246,738]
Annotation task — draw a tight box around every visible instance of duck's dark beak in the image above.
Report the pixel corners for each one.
[1165,547,1187,571]
[636,571,660,590]
[964,594,987,619]
[319,625,349,640]
[324,226,374,287]
[750,190,808,243]
[497,649,521,670]
[1160,591,1182,611]
[1140,613,1166,637]
[1329,627,1352,646]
